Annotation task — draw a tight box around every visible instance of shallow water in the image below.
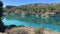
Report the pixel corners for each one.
[2,18,60,32]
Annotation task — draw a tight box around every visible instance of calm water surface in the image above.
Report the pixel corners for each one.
[2,18,60,32]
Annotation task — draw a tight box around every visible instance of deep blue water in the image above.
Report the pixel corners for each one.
[2,18,60,32]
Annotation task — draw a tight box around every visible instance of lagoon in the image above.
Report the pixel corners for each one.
[2,18,60,32]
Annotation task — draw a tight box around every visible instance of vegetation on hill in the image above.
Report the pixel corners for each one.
[3,3,60,15]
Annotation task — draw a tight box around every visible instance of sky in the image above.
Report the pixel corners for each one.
[1,0,60,7]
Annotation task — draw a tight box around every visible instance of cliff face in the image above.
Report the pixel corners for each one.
[3,3,60,16]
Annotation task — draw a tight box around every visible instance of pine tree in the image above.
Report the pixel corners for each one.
[0,1,4,27]
[0,1,4,32]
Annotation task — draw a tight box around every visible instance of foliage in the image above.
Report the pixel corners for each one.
[0,1,4,27]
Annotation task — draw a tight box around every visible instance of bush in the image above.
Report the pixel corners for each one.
[6,27,29,34]
[35,28,45,34]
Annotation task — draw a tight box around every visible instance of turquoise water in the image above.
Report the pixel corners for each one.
[2,18,60,32]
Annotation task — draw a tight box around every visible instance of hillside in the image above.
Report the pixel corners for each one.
[3,3,60,16]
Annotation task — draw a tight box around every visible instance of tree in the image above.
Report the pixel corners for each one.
[0,1,4,32]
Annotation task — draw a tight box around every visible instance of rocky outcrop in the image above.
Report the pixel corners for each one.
[4,27,60,34]
[5,26,36,34]
[0,27,59,34]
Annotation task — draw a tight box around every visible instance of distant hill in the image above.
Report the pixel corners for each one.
[3,3,60,16]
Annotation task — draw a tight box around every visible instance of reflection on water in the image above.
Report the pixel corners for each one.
[2,14,60,32]
[3,14,60,25]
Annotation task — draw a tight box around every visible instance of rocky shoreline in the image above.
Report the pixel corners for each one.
[0,26,60,34]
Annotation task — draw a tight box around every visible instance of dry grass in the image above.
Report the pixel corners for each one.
[5,27,60,34]
[5,27,35,34]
